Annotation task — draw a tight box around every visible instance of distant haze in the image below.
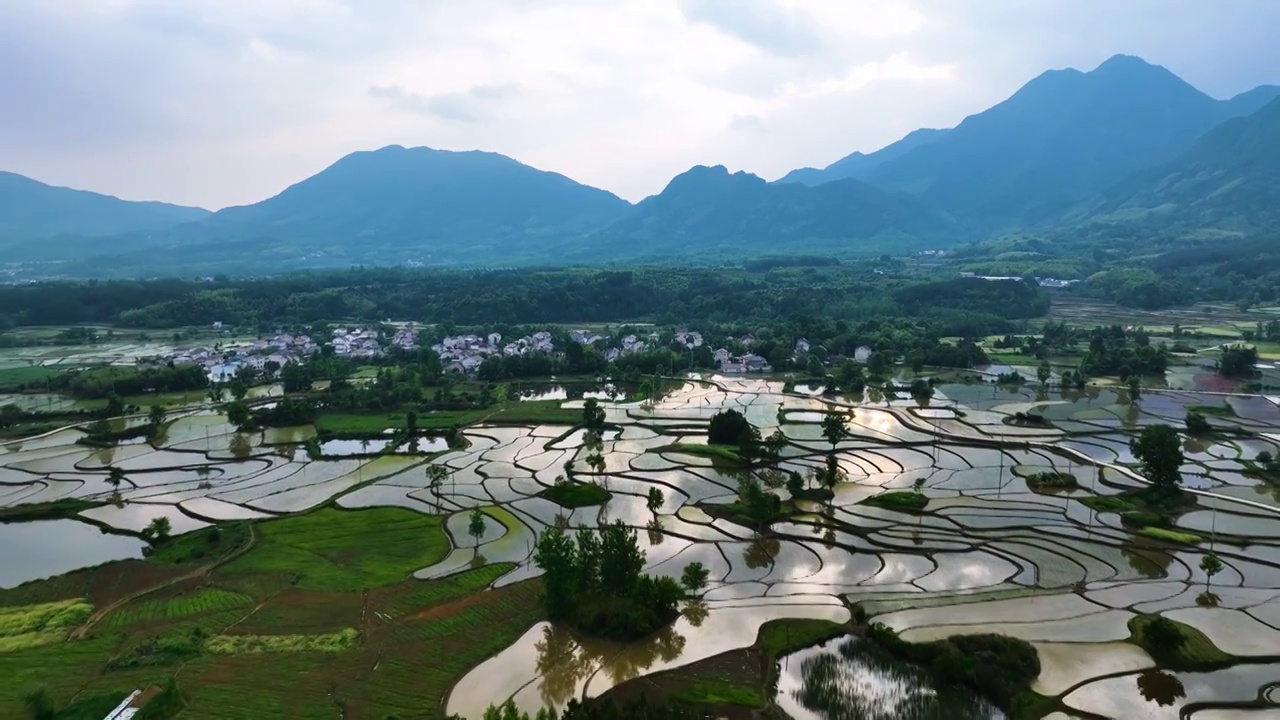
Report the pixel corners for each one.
[1,1,1278,209]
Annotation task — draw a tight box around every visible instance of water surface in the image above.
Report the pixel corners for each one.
[0,519,146,588]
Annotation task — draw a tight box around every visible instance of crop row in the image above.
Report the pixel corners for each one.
[103,587,252,629]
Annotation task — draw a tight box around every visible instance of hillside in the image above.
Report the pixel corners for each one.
[774,128,949,186]
[809,55,1279,231]
[0,172,208,247]
[1075,96,1280,231]
[587,165,964,261]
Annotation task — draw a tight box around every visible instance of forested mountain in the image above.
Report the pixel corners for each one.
[0,172,208,248]
[145,145,632,266]
[783,55,1279,232]
[1074,96,1280,231]
[773,128,950,187]
[587,165,964,260]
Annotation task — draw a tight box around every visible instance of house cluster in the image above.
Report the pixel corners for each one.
[602,331,663,362]
[959,272,1079,288]
[717,352,772,374]
[330,328,383,358]
[161,331,321,383]
[433,331,555,373]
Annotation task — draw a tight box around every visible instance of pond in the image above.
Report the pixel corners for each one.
[513,382,634,402]
[0,519,147,588]
[775,636,1005,720]
[318,438,396,456]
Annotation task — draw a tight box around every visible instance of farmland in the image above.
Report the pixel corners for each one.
[3,373,1280,718]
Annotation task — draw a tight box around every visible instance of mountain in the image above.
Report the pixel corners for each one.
[0,172,209,247]
[180,145,632,263]
[586,165,964,261]
[1075,96,1280,231]
[794,55,1277,231]
[774,128,950,186]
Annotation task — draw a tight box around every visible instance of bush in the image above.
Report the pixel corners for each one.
[1024,471,1078,490]
[863,491,929,512]
[539,482,612,508]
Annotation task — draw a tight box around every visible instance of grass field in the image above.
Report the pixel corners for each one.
[219,507,449,590]
[0,507,542,719]
[1128,615,1231,670]
[0,364,63,390]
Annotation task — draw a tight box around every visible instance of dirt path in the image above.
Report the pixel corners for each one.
[70,525,257,640]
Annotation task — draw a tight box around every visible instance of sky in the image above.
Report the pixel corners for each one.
[2,0,1278,210]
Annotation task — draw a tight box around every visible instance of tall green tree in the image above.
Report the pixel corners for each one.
[820,411,849,449]
[1130,424,1185,493]
[468,508,486,549]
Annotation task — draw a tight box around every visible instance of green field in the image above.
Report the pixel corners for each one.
[220,507,449,591]
[0,508,543,719]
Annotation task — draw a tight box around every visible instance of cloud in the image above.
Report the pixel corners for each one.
[0,1,1275,209]
[369,83,520,123]
[677,0,824,57]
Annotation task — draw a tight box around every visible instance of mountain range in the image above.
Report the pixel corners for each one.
[1,54,1277,276]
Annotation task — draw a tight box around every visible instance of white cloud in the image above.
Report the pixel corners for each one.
[0,0,1275,209]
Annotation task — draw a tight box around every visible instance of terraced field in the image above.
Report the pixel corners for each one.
[1,376,1280,718]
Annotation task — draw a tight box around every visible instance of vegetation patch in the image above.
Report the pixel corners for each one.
[1189,404,1236,417]
[220,508,448,591]
[671,681,762,707]
[0,599,92,653]
[107,626,208,669]
[539,481,613,508]
[1138,527,1203,545]
[103,587,252,629]
[0,499,103,522]
[205,628,359,654]
[862,491,930,512]
[756,618,847,660]
[866,623,1042,715]
[1128,614,1232,671]
[655,443,744,464]
[1023,471,1079,491]
[146,523,250,565]
[1081,485,1195,530]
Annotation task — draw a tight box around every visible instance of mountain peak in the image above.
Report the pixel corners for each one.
[1095,53,1154,71]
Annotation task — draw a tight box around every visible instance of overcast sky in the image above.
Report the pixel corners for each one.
[3,0,1277,210]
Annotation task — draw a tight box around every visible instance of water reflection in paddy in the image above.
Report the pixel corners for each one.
[0,519,146,588]
[775,636,1004,720]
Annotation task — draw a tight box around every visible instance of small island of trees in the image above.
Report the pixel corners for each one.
[533,520,704,641]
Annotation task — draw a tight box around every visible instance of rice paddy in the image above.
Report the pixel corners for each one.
[2,375,1280,717]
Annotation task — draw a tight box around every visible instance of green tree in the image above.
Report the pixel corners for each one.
[1142,616,1186,655]
[230,379,249,401]
[107,466,125,489]
[1130,424,1185,493]
[1199,553,1223,592]
[581,397,606,429]
[143,516,172,542]
[1127,375,1142,402]
[785,471,804,498]
[1037,360,1052,387]
[148,404,167,428]
[680,562,709,594]
[599,521,645,596]
[225,400,251,428]
[1185,410,1212,435]
[207,384,224,403]
[820,411,849,449]
[646,487,665,515]
[105,394,124,418]
[534,526,577,618]
[426,464,449,511]
[821,455,846,490]
[405,409,418,436]
[912,476,926,495]
[468,508,486,549]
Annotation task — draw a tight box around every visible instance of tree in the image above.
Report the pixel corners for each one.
[107,466,125,489]
[585,452,606,474]
[820,455,846,490]
[1185,410,1212,435]
[230,379,249,401]
[148,404,167,428]
[225,400,251,428]
[143,516,172,542]
[1127,375,1142,402]
[708,409,753,446]
[1142,615,1186,655]
[736,476,781,528]
[581,397,606,429]
[786,471,804,498]
[1199,553,1223,592]
[426,464,449,511]
[909,378,933,402]
[533,526,577,618]
[1130,424,1184,493]
[1037,361,1051,387]
[680,562,709,594]
[598,521,645,596]
[406,409,418,436]
[468,508,486,548]
[646,487,664,515]
[207,384,225,403]
[820,411,849,449]
[105,394,125,418]
[912,476,926,495]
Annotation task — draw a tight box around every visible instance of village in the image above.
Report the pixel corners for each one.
[148,324,829,381]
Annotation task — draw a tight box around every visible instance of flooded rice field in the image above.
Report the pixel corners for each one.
[3,376,1280,717]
